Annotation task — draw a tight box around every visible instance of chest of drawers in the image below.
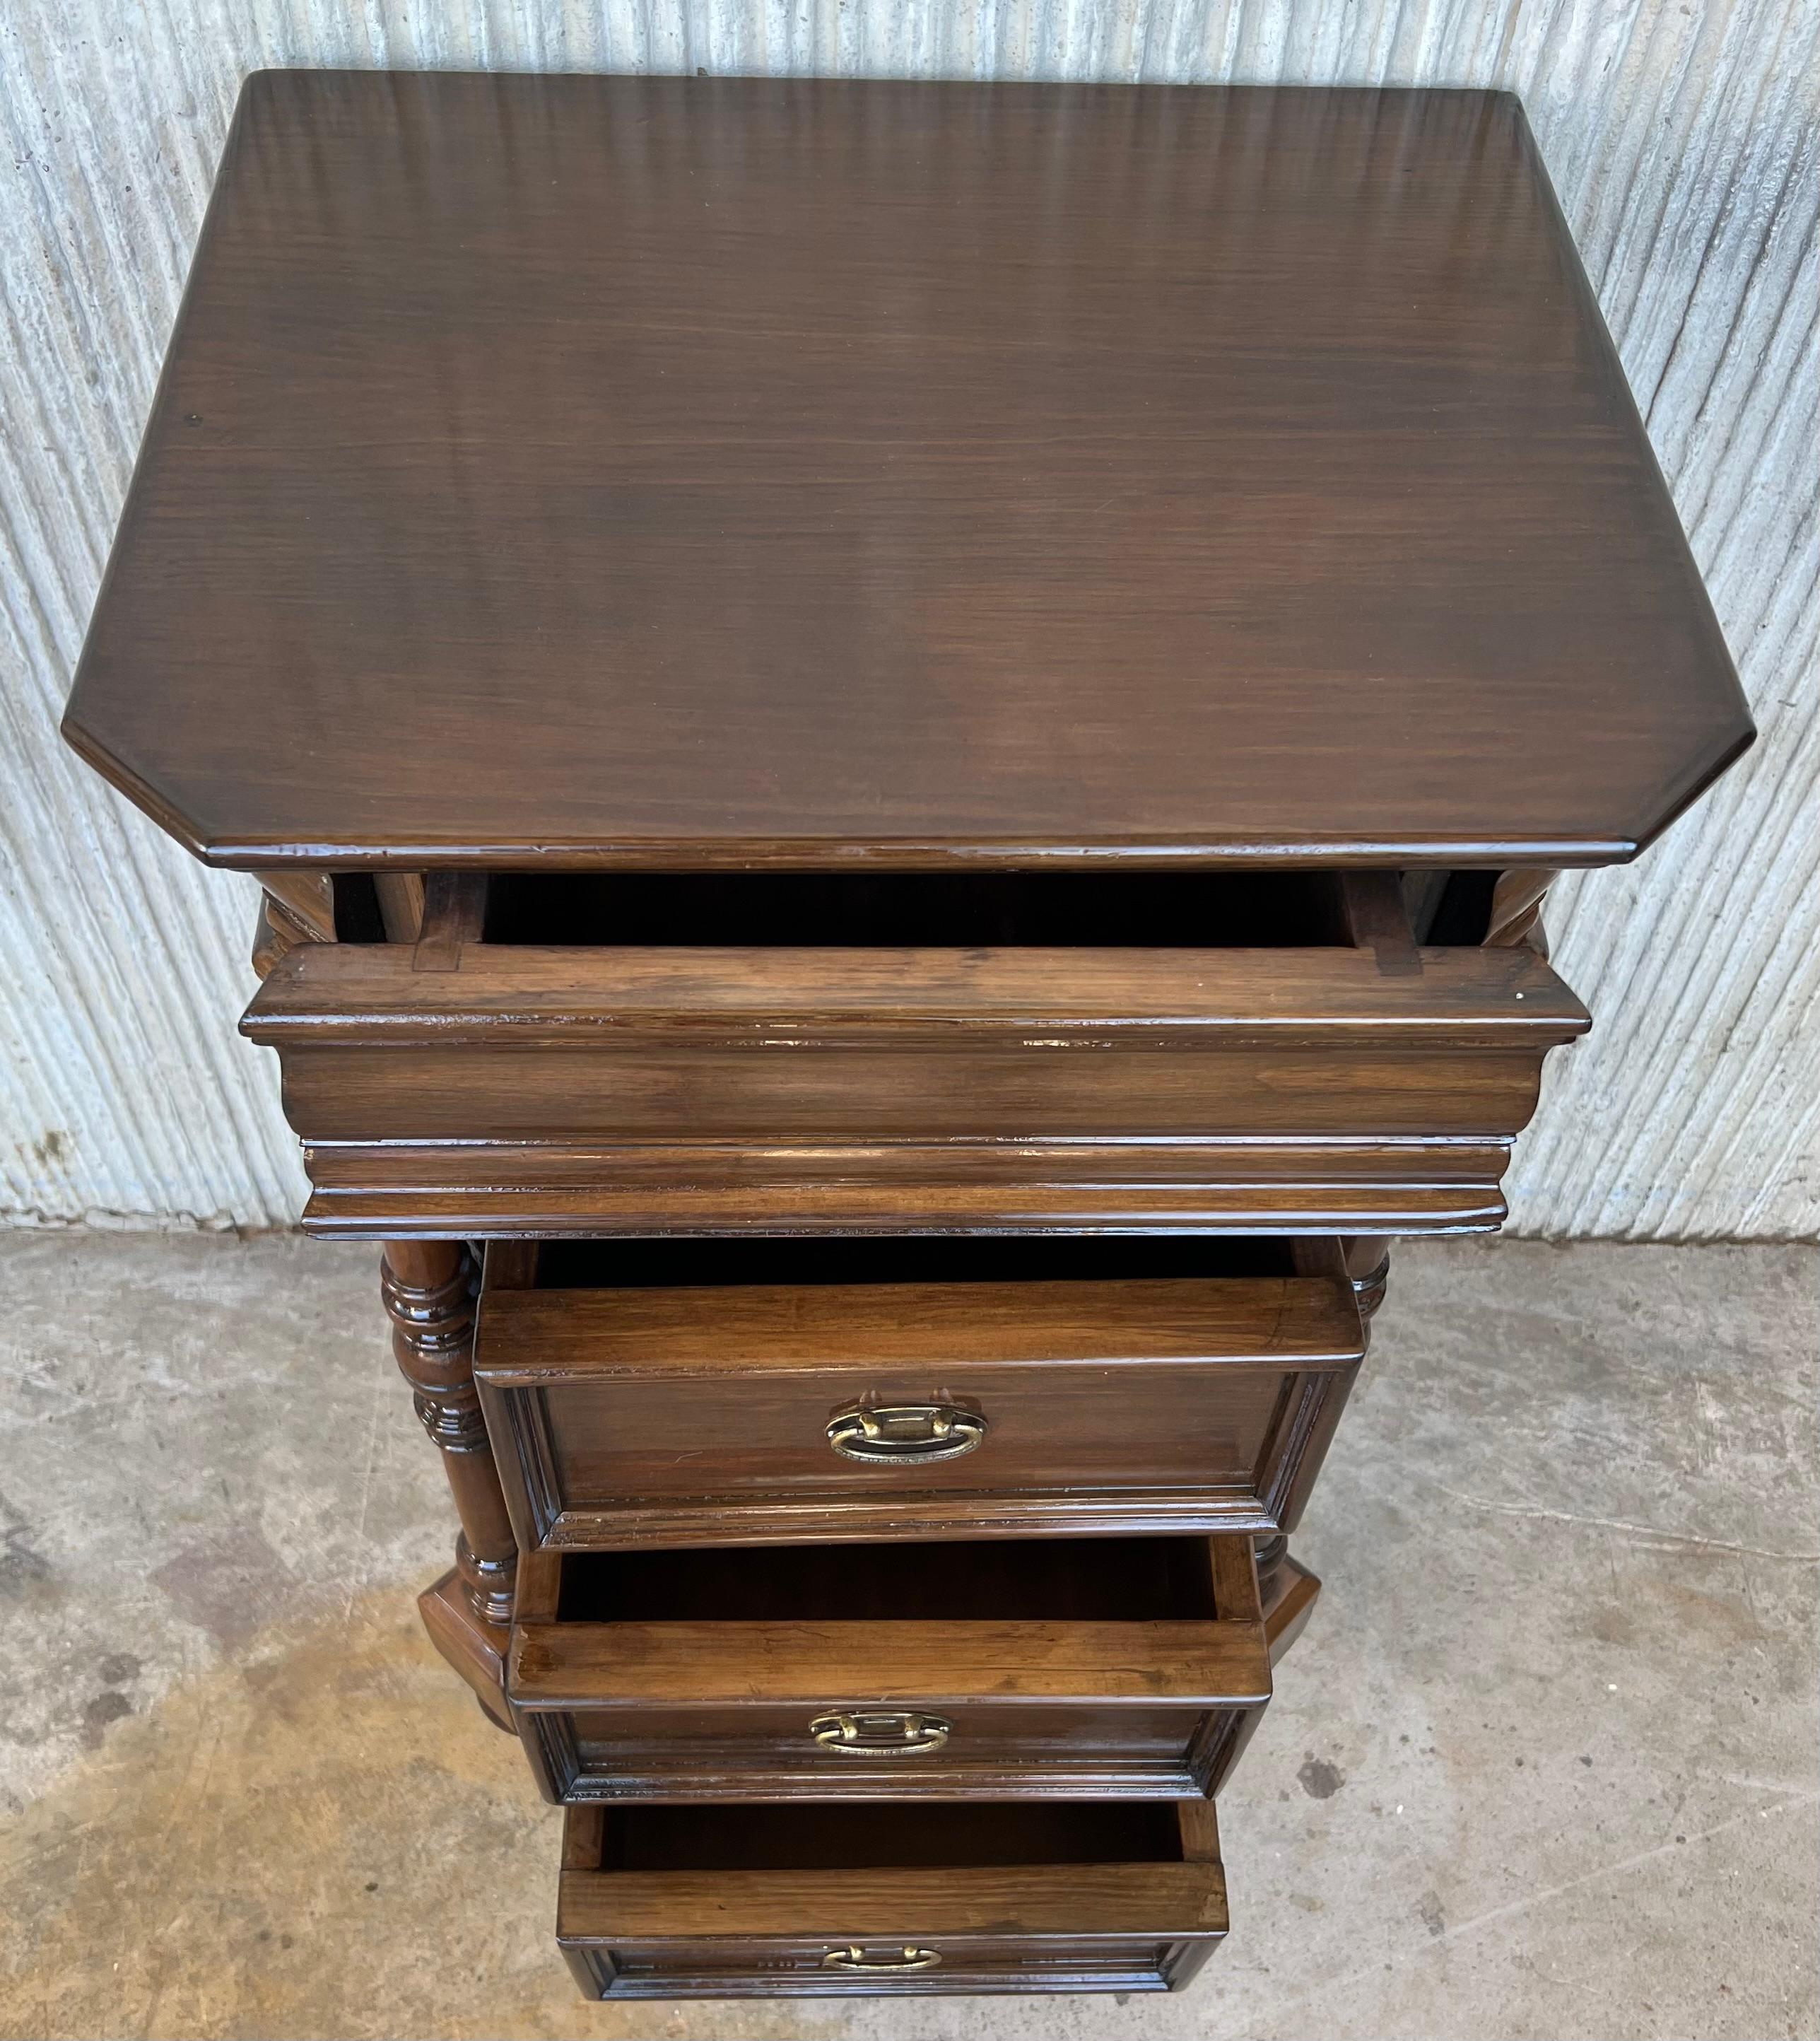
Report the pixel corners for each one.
[63,71,1749,2000]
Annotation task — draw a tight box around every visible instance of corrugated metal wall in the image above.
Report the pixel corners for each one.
[2,1,1814,1236]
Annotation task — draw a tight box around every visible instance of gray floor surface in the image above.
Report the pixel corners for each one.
[0,1234,1814,2040]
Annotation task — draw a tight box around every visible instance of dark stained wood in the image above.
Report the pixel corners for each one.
[512,1545,564,1626]
[1486,869,1559,955]
[51,67,1761,2013]
[249,932,1587,1043]
[416,1565,515,1733]
[509,1535,1268,1802]
[514,1620,1265,1707]
[557,1799,1226,1996]
[411,870,488,970]
[249,898,293,983]
[254,870,336,943]
[380,1241,518,1629]
[1340,872,1422,973]
[372,872,425,944]
[1256,1237,1380,1535]
[303,1135,1523,1238]
[64,73,1749,874]
[1341,1236,1394,1326]
[1255,1539,1323,1667]
[249,870,334,978]
[474,1236,1363,1549]
[243,923,1588,1236]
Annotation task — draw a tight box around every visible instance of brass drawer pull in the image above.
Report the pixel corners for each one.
[821,1945,942,1972]
[809,1709,951,1755]
[826,1403,986,1463]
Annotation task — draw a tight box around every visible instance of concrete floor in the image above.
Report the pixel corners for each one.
[0,1236,1813,2041]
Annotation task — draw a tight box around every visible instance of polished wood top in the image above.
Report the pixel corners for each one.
[64,72,1748,870]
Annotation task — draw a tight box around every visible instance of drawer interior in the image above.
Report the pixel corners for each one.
[331,866,1500,949]
[556,1801,1226,1992]
[479,870,1351,947]
[588,1799,1186,1873]
[554,1536,1221,1624]
[532,1234,1296,1289]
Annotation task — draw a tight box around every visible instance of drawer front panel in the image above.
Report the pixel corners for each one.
[500,1360,1344,1546]
[558,1801,1226,1997]
[544,1700,1231,1799]
[278,1036,1558,1140]
[245,937,1588,1236]
[575,1936,1193,1996]
[476,1265,1363,1548]
[545,1362,1276,1495]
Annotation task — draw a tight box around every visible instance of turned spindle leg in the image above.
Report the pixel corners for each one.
[380,1240,518,1726]
[1252,1531,1292,1616]
[1485,867,1558,957]
[1344,1236,1391,1328]
[1254,1533,1321,1668]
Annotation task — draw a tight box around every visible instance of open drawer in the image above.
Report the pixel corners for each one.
[242,867,1588,1236]
[557,1797,1227,1997]
[509,1531,1269,1802]
[476,1235,1363,1549]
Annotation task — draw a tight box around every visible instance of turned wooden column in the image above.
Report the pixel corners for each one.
[1485,868,1558,956]
[380,1240,517,1628]
[1252,1531,1291,1606]
[1342,1235,1391,1328]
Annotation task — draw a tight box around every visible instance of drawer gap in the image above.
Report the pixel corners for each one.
[553,1536,1221,1624]
[329,873,387,943]
[593,1800,1185,1873]
[532,1234,1296,1289]
[481,870,1354,948]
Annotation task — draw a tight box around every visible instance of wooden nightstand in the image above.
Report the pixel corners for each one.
[64,71,1748,1999]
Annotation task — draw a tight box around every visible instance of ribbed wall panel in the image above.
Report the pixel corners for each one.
[1,0,1812,1234]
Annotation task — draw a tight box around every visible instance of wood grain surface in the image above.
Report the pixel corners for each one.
[510,1618,1269,1707]
[474,1259,1360,1548]
[244,927,1587,1234]
[557,1860,1228,1938]
[478,1273,1361,1376]
[64,72,1748,870]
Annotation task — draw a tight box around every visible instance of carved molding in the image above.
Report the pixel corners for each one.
[382,1248,483,1443]
[1252,1531,1289,1603]
[249,870,334,978]
[1337,1236,1391,1330]
[1349,1252,1391,1326]
[1485,869,1558,957]
[381,1242,517,1628]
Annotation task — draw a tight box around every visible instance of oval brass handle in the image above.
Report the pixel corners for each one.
[821,1945,941,1972]
[826,1404,986,1463]
[809,1709,952,1755]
